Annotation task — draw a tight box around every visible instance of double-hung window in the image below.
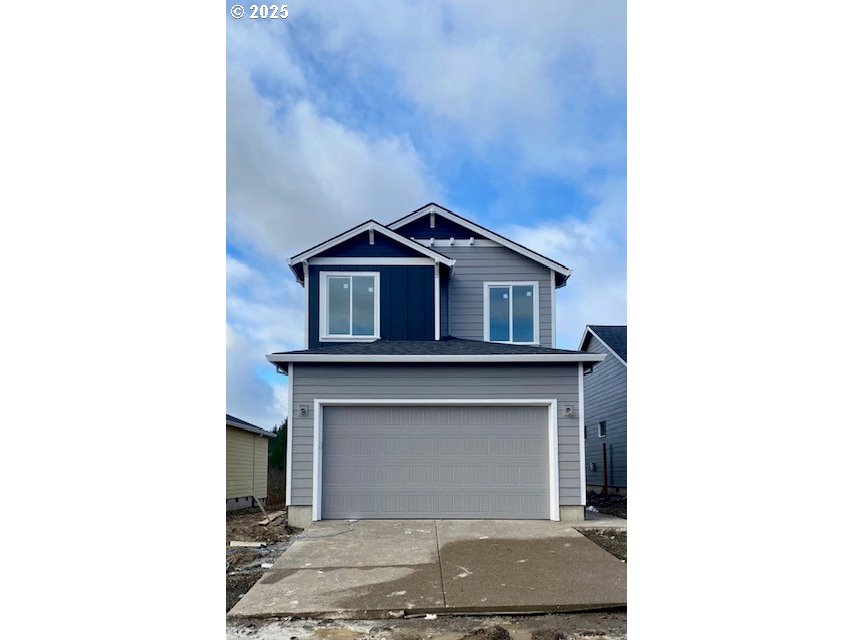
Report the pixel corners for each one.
[319,272,380,341]
[483,282,539,344]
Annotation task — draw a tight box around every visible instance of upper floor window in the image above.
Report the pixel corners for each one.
[483,282,539,344]
[319,272,380,341]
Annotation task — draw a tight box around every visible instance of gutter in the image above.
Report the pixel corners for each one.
[266,353,607,365]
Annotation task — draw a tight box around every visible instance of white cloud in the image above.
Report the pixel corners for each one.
[226,324,284,430]
[501,179,626,347]
[301,0,626,178]
[227,67,438,258]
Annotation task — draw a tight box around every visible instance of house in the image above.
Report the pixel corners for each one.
[226,414,275,511]
[266,203,605,527]
[578,325,627,495]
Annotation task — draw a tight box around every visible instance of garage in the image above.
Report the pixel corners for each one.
[319,404,553,520]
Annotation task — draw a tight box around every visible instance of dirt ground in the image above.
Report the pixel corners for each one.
[226,507,302,612]
[577,529,626,562]
[226,611,627,639]
[585,492,627,520]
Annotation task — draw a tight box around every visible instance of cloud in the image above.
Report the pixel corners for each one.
[225,257,303,428]
[299,0,626,179]
[227,67,438,259]
[501,179,626,347]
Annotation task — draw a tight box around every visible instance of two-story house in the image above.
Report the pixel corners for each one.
[266,203,604,527]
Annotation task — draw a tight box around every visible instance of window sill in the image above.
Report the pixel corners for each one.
[486,340,541,346]
[319,336,380,342]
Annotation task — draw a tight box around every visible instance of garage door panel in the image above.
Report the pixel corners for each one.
[322,405,550,519]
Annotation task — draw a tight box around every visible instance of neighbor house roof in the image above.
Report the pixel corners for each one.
[226,414,275,437]
[579,325,627,365]
[287,219,455,283]
[388,203,572,286]
[267,337,606,365]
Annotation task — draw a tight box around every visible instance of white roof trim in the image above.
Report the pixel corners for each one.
[268,353,605,364]
[578,326,627,367]
[389,205,571,278]
[289,221,455,269]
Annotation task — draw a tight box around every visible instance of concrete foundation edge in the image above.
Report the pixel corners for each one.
[287,505,313,528]
[559,505,585,522]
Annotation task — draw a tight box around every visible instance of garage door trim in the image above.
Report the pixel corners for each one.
[312,398,559,522]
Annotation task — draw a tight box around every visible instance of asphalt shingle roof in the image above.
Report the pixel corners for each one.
[587,325,627,363]
[226,414,275,437]
[273,337,586,357]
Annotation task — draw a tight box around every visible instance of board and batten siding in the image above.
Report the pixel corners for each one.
[289,362,582,508]
[226,427,269,499]
[439,245,554,346]
[582,334,627,488]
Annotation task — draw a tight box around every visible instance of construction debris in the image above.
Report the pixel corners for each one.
[230,541,266,548]
[258,510,285,526]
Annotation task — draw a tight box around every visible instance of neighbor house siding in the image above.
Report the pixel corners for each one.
[226,427,269,499]
[582,334,627,489]
[289,363,582,508]
[440,245,553,346]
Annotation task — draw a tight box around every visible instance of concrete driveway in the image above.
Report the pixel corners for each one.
[228,520,626,619]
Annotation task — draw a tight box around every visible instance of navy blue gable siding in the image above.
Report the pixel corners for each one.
[395,216,485,240]
[308,264,434,348]
[315,230,424,258]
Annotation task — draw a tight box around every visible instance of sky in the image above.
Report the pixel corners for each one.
[226,1,626,430]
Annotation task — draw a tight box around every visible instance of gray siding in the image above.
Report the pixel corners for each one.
[289,363,583,508]
[441,245,554,346]
[582,335,627,488]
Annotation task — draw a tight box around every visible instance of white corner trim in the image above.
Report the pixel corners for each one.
[550,270,557,348]
[483,281,540,345]
[312,399,323,521]
[318,271,381,341]
[578,326,627,367]
[303,263,310,348]
[290,221,454,267]
[311,398,560,522]
[548,400,559,520]
[578,364,586,506]
[434,263,440,340]
[389,207,571,277]
[286,364,294,506]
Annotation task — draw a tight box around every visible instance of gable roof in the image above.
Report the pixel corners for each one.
[226,414,275,437]
[288,220,455,283]
[267,336,606,365]
[579,325,627,365]
[388,203,572,286]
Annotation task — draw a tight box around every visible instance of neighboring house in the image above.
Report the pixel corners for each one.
[226,414,275,511]
[267,203,605,527]
[578,326,627,495]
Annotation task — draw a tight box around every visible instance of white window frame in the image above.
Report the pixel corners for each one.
[483,281,540,345]
[598,420,606,438]
[319,271,380,342]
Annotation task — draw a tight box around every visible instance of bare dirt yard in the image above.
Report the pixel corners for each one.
[226,507,302,612]
[226,611,627,640]
[585,492,627,520]
[580,492,627,562]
